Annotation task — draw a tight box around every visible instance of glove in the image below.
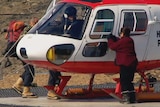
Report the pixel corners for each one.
[107,34,117,42]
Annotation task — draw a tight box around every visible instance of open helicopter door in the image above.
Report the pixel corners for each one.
[74,6,118,63]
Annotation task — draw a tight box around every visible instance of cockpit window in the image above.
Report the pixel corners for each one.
[28,3,91,40]
[90,9,115,39]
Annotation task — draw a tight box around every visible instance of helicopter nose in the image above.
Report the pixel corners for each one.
[20,48,28,58]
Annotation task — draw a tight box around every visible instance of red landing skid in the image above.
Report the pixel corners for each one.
[44,75,116,99]
[44,71,160,102]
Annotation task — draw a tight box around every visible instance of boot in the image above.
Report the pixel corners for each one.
[47,90,60,100]
[121,92,130,104]
[22,86,38,98]
[129,92,136,103]
[12,77,23,94]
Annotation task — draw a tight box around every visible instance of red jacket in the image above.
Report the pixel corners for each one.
[108,36,138,67]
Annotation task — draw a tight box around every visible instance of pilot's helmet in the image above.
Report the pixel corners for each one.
[64,6,77,17]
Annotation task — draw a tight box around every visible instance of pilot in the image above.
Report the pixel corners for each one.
[63,6,77,35]
[63,6,83,39]
[107,27,138,104]
[45,6,83,39]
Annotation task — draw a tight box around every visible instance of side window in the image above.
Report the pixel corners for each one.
[82,42,108,57]
[121,10,148,34]
[90,9,115,39]
[123,12,134,30]
[135,12,148,31]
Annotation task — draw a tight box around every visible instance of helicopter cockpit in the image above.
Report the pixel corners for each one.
[28,3,91,40]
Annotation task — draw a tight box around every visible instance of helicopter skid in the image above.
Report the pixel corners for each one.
[44,76,115,99]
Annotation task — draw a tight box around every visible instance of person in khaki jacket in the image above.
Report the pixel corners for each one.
[12,17,38,98]
[12,17,62,99]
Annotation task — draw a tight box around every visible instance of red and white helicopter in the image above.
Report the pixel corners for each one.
[16,0,160,101]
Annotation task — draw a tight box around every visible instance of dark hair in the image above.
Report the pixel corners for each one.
[120,27,130,37]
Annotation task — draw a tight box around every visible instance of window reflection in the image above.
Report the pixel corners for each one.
[90,9,115,39]
[123,12,134,31]
[83,42,108,57]
[122,11,148,34]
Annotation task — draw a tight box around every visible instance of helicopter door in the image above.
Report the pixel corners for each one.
[144,7,160,60]
[74,6,118,61]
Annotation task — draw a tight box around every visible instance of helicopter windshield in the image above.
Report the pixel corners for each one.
[28,3,91,40]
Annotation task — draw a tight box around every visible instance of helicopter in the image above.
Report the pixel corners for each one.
[16,0,160,101]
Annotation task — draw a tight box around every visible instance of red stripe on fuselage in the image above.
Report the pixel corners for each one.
[25,60,160,74]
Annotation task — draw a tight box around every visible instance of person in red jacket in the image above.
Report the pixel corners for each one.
[108,27,138,104]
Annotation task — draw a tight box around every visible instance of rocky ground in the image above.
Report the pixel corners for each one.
[0,0,53,89]
[0,0,160,90]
